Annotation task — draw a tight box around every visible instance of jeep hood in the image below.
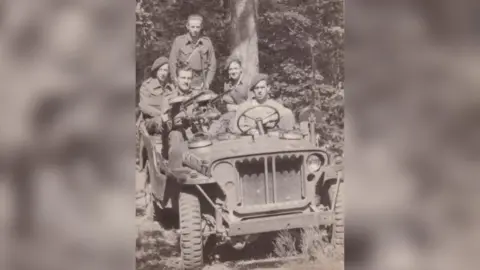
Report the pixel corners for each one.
[186,136,321,166]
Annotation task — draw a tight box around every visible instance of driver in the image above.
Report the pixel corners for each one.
[230,73,296,135]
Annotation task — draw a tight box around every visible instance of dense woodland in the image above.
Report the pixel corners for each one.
[136,0,344,154]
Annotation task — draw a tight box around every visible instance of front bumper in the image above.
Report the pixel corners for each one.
[227,211,334,237]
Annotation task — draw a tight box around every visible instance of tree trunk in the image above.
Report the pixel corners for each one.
[229,0,259,88]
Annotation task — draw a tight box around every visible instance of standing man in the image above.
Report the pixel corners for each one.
[169,14,216,91]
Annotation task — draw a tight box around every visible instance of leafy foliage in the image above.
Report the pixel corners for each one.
[136,0,344,154]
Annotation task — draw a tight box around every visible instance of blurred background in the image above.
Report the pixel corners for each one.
[0,1,135,270]
[346,1,480,270]
[1,0,480,270]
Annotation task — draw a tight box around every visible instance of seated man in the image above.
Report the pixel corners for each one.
[229,73,296,135]
[163,66,206,171]
[208,56,249,136]
[138,56,175,135]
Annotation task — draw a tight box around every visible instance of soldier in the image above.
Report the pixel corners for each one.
[222,56,250,110]
[169,14,216,91]
[163,65,202,171]
[230,73,296,135]
[138,56,175,134]
[208,56,249,135]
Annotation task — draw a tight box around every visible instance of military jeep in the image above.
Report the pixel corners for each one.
[138,93,344,270]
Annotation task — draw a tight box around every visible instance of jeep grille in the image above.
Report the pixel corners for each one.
[234,154,305,206]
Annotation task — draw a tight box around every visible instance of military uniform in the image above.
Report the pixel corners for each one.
[207,77,250,136]
[230,99,296,134]
[161,86,202,170]
[229,73,296,134]
[223,77,249,105]
[138,77,175,134]
[169,34,216,90]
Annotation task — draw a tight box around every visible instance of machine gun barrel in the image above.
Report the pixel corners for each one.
[181,91,208,109]
[209,88,233,105]
[164,91,208,115]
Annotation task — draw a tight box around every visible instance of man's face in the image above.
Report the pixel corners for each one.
[186,19,202,38]
[156,64,169,82]
[228,61,242,81]
[177,70,193,92]
[253,80,269,102]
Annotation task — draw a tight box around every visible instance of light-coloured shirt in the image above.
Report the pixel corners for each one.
[230,99,296,134]
[223,77,249,105]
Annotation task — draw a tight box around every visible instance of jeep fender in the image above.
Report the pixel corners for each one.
[171,167,216,185]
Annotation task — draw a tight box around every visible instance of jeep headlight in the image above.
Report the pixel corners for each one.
[306,154,322,173]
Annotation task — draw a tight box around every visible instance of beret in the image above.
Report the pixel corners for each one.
[151,56,169,72]
[249,73,269,91]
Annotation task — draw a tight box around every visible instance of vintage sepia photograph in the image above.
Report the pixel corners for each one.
[135,0,344,269]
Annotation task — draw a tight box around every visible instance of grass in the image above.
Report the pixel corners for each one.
[272,227,344,270]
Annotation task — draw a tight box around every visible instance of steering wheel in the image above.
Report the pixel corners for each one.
[236,104,281,134]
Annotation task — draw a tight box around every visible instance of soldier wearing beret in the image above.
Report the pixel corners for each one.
[168,14,216,91]
[230,73,296,135]
[138,56,175,134]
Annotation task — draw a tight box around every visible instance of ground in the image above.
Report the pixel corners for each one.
[135,168,344,270]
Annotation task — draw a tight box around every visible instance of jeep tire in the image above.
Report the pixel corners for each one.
[330,180,344,246]
[179,190,204,270]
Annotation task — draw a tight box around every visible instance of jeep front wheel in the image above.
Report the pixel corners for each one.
[329,180,344,246]
[179,190,204,270]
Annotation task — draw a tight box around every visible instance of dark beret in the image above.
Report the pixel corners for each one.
[249,73,269,91]
[151,56,169,72]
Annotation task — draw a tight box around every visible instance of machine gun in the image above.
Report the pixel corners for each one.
[208,88,233,107]
[163,91,208,115]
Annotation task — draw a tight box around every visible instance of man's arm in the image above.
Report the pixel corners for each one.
[226,104,238,112]
[139,99,162,117]
[205,40,216,88]
[271,101,296,131]
[138,83,156,116]
[169,37,180,84]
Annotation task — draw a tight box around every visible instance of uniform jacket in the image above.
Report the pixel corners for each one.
[169,34,216,87]
[230,99,296,134]
[138,78,175,117]
[223,76,249,105]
